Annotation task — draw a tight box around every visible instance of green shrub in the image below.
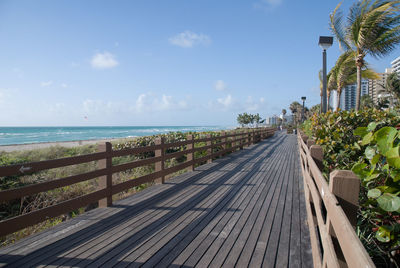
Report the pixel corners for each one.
[352,124,400,263]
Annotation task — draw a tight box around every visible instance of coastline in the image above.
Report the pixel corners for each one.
[0,137,132,152]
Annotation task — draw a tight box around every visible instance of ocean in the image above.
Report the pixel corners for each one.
[0,126,227,145]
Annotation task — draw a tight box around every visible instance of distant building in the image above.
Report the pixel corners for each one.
[268,115,293,126]
[340,80,368,110]
[368,69,392,106]
[391,56,400,74]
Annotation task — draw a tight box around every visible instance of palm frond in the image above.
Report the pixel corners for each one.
[330,2,351,50]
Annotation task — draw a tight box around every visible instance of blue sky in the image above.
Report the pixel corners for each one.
[0,0,399,126]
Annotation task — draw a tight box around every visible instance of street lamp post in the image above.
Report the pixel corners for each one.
[301,96,306,122]
[319,36,333,113]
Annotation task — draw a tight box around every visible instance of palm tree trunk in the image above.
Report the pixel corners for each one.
[336,89,341,111]
[356,65,362,111]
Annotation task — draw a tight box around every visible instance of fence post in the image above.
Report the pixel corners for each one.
[155,137,165,184]
[310,145,323,171]
[221,131,226,155]
[239,130,244,150]
[187,135,194,171]
[307,139,315,149]
[329,170,360,228]
[207,134,212,164]
[98,142,112,208]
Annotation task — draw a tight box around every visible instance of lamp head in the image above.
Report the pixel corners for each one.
[301,96,306,101]
[319,36,333,50]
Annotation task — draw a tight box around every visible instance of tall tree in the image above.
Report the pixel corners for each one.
[329,50,379,110]
[330,0,400,110]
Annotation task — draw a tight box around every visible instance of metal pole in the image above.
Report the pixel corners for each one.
[322,49,327,113]
[302,101,305,122]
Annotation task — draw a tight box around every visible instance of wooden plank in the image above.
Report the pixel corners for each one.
[49,175,220,267]
[111,156,162,174]
[247,136,292,267]
[111,145,160,158]
[204,138,288,267]
[143,142,278,266]
[0,168,107,202]
[0,152,106,177]
[201,135,289,267]
[0,189,108,236]
[0,170,198,257]
[274,138,295,267]
[1,164,224,266]
[83,148,263,267]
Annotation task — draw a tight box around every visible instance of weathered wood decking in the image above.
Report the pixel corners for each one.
[0,132,312,267]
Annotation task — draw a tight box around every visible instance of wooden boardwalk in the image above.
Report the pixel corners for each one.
[0,132,312,267]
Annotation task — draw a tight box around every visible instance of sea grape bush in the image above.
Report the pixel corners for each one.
[301,108,400,265]
[304,109,400,176]
[352,124,400,257]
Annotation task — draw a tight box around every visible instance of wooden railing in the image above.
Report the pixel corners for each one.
[0,128,275,237]
[297,131,374,268]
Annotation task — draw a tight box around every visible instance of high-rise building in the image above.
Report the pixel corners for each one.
[339,80,368,110]
[391,56,400,74]
[368,68,392,106]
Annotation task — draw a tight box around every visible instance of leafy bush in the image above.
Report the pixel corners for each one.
[306,109,400,176]
[302,108,400,265]
[352,124,400,264]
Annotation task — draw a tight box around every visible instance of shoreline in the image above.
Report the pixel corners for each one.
[0,137,132,152]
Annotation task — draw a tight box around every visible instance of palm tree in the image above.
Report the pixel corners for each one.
[329,50,379,110]
[330,0,400,110]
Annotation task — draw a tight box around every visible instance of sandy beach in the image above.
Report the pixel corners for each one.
[0,138,130,152]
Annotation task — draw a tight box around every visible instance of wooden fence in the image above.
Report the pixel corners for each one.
[0,128,275,237]
[297,131,374,268]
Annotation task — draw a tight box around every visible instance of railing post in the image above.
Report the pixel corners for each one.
[329,170,360,228]
[186,135,194,171]
[155,137,165,184]
[207,134,212,164]
[310,145,323,171]
[240,130,244,150]
[98,142,112,208]
[221,131,226,155]
[307,139,315,149]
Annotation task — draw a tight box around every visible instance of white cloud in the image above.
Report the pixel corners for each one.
[134,93,189,113]
[61,83,68,88]
[254,0,283,10]
[169,31,211,48]
[41,81,53,87]
[217,94,233,108]
[214,80,227,91]
[91,51,119,69]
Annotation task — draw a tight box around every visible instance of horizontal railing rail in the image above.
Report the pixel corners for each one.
[0,128,275,237]
[297,130,374,268]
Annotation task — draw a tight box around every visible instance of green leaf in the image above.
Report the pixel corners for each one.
[386,146,399,158]
[388,157,400,169]
[392,170,400,182]
[377,193,400,212]
[354,127,368,137]
[368,188,381,199]
[376,226,391,243]
[367,122,377,132]
[352,163,368,178]
[362,132,373,146]
[374,127,398,155]
[365,146,376,160]
[354,142,361,150]
[371,154,381,165]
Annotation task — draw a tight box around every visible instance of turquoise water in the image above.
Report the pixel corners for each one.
[0,126,227,145]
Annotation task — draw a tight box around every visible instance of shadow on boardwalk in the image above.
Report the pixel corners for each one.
[0,132,312,268]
